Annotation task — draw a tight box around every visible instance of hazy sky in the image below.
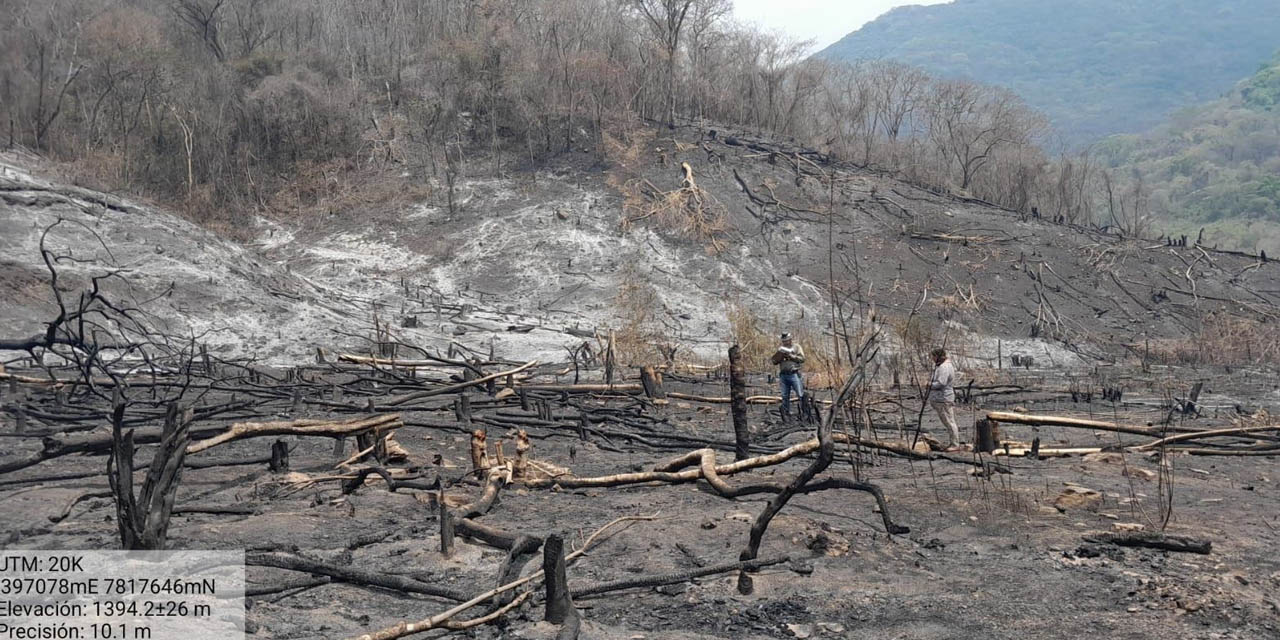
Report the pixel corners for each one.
[731,0,951,53]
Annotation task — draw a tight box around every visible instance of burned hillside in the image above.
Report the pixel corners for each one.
[2,118,1280,640]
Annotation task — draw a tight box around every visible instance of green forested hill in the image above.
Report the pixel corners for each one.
[819,0,1280,144]
[1097,53,1280,253]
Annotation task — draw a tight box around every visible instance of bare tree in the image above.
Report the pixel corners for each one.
[229,0,279,58]
[869,60,928,143]
[925,80,1044,191]
[621,0,728,125]
[171,0,227,61]
[9,0,88,150]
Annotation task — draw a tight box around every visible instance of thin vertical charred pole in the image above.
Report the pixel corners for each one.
[729,345,750,461]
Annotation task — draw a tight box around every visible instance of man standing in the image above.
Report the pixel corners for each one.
[928,347,963,451]
[772,333,805,422]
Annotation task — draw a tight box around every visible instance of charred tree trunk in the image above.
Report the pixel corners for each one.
[269,439,289,472]
[543,533,577,627]
[640,366,665,400]
[108,402,190,550]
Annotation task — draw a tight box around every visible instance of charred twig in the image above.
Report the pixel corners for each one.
[572,555,789,599]
[245,552,469,602]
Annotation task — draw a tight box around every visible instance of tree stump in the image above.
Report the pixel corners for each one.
[543,534,576,624]
[269,439,289,473]
[440,508,455,558]
[975,418,997,453]
[640,366,666,400]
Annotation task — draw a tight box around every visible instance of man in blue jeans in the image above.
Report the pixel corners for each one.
[771,333,806,422]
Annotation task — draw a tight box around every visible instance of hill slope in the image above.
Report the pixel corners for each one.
[4,126,1279,370]
[819,0,1280,144]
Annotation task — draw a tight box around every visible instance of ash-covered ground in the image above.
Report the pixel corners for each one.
[6,123,1277,368]
[1,360,1278,640]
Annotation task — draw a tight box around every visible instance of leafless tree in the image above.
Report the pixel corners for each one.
[621,0,728,125]
[925,80,1044,191]
[171,0,227,61]
[228,0,279,58]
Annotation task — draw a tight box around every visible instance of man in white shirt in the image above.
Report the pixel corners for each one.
[928,347,963,451]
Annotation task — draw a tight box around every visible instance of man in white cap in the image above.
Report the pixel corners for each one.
[771,332,806,422]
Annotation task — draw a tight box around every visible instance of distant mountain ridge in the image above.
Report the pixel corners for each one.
[818,0,1280,144]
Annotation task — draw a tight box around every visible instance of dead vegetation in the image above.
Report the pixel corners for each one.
[4,298,1280,638]
[1146,313,1280,366]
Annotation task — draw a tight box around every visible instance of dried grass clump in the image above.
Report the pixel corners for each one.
[604,124,727,253]
[932,282,987,311]
[727,302,776,370]
[1147,312,1280,366]
[1229,408,1273,429]
[620,162,728,253]
[608,266,674,367]
[264,159,434,224]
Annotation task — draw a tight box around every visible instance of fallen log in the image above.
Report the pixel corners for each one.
[171,504,257,516]
[455,468,508,519]
[187,414,402,454]
[986,411,1158,437]
[667,391,800,405]
[1082,532,1211,554]
[339,467,438,494]
[0,453,276,487]
[455,517,525,550]
[0,423,227,475]
[0,371,59,385]
[993,447,1103,458]
[337,354,504,371]
[1137,425,1280,450]
[516,383,641,393]
[384,361,537,406]
[1175,446,1280,457]
[499,384,787,403]
[48,490,113,523]
[522,432,1001,492]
